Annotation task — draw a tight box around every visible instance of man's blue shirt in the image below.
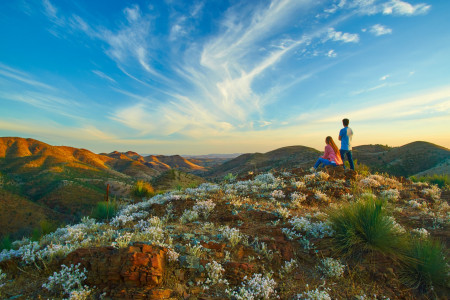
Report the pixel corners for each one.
[339,127,353,150]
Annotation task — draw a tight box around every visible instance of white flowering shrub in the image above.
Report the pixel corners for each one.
[205,260,228,285]
[167,248,180,262]
[408,199,426,210]
[220,226,243,247]
[296,285,331,300]
[180,209,199,224]
[314,191,329,203]
[303,174,316,182]
[282,228,303,240]
[188,244,204,258]
[114,232,133,248]
[317,257,345,278]
[271,190,285,199]
[289,217,334,238]
[253,241,274,260]
[0,268,6,288]
[42,264,89,297]
[292,180,306,189]
[291,192,306,208]
[422,185,441,201]
[316,171,330,180]
[360,177,380,188]
[387,216,406,234]
[380,189,400,201]
[68,287,92,300]
[411,228,430,238]
[279,259,297,278]
[226,273,278,299]
[193,199,216,219]
[277,207,290,219]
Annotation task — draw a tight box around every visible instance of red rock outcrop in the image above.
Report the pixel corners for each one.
[64,243,170,299]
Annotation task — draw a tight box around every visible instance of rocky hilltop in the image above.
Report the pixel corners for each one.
[0,167,448,299]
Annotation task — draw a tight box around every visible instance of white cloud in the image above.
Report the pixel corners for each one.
[327,28,359,43]
[383,0,430,16]
[0,63,55,90]
[124,4,141,22]
[380,74,390,81]
[369,24,392,36]
[327,49,337,57]
[92,70,116,83]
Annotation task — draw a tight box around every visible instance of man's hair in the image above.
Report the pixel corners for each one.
[342,118,349,126]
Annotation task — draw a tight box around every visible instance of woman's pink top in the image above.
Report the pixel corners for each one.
[322,144,343,165]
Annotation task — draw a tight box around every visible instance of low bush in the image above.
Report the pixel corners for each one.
[131,180,155,198]
[328,194,405,260]
[92,199,119,220]
[410,174,449,189]
[0,235,12,251]
[399,237,448,293]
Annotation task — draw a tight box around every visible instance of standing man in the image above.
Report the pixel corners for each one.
[339,118,355,170]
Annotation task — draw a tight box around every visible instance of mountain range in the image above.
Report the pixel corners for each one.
[0,137,448,241]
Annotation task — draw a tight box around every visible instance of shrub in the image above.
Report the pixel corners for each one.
[31,219,59,242]
[92,199,119,220]
[226,273,277,299]
[42,263,89,297]
[131,180,155,198]
[399,238,448,293]
[410,174,449,188]
[328,195,405,260]
[317,257,345,278]
[0,235,12,251]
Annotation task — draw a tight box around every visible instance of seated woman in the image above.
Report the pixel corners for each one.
[313,136,343,170]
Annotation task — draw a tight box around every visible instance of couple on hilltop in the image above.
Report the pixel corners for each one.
[312,118,354,171]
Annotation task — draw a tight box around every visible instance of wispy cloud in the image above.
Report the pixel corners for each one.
[326,49,337,57]
[380,74,390,81]
[383,0,431,16]
[369,24,392,36]
[0,63,55,90]
[327,28,359,43]
[336,86,450,121]
[92,70,116,83]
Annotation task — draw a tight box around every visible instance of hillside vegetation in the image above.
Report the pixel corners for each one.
[0,137,205,240]
[0,167,448,299]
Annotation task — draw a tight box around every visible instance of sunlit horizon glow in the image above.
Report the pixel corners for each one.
[0,0,449,155]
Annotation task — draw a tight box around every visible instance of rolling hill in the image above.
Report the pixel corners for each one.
[205,145,321,179]
[353,141,450,177]
[0,137,206,240]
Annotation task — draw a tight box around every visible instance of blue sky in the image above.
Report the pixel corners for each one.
[0,0,449,155]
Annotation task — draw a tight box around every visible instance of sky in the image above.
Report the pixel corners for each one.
[0,0,449,155]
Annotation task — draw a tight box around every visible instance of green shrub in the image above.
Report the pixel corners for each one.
[410,174,449,188]
[131,180,155,198]
[0,235,12,250]
[399,238,448,293]
[92,199,119,220]
[328,194,405,260]
[31,219,59,241]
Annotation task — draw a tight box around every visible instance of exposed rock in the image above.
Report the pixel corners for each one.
[64,243,168,298]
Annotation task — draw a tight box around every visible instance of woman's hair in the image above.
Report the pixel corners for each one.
[326,136,341,159]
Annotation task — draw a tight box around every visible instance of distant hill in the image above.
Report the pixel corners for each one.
[0,137,206,240]
[353,141,450,177]
[205,142,450,180]
[206,145,320,179]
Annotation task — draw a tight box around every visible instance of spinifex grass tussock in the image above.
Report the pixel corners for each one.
[410,174,449,189]
[399,237,449,293]
[131,180,155,198]
[92,199,119,221]
[328,194,406,261]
